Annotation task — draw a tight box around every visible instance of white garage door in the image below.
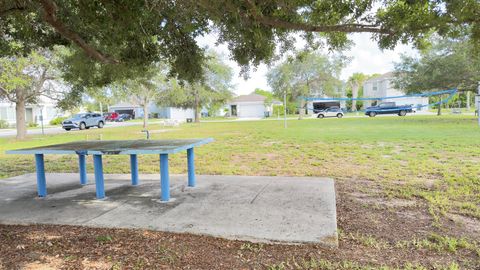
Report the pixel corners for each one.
[239,104,265,118]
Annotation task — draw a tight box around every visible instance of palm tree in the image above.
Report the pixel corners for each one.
[347,73,368,112]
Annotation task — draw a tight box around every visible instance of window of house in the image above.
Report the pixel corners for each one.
[0,107,7,120]
[372,82,378,91]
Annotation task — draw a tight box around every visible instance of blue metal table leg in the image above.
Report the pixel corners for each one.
[160,154,170,201]
[93,154,105,199]
[78,154,87,185]
[130,154,139,186]
[187,148,195,187]
[35,154,47,197]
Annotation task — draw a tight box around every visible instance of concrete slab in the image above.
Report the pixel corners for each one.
[0,173,337,246]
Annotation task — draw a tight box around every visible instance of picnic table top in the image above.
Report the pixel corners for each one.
[6,139,214,155]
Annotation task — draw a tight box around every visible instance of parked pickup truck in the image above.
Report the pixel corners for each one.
[365,102,413,117]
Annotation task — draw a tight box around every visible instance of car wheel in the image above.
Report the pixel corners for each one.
[317,114,324,118]
[398,110,407,116]
[337,113,343,118]
[65,128,71,131]
[79,122,86,130]
[369,111,376,117]
[98,121,104,128]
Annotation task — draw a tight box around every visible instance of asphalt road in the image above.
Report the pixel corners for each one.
[0,121,152,138]
[0,111,443,138]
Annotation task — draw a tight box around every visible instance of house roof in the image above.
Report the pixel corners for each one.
[365,72,395,83]
[231,93,266,103]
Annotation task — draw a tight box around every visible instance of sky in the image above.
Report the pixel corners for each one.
[197,33,418,96]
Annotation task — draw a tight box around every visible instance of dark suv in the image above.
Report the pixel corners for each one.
[62,113,105,131]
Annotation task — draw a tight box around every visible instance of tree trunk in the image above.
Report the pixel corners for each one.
[143,103,148,129]
[351,84,359,112]
[437,102,442,116]
[298,99,305,120]
[194,92,200,123]
[15,96,27,140]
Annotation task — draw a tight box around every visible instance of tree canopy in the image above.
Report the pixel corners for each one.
[393,36,480,93]
[2,0,480,87]
[158,52,234,122]
[0,48,64,139]
[267,51,346,118]
[267,51,346,98]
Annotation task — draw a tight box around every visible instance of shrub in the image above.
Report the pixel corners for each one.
[0,120,9,129]
[28,122,38,128]
[49,116,67,125]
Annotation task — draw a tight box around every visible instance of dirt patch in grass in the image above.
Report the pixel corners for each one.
[336,180,433,242]
[350,192,418,208]
[446,213,480,241]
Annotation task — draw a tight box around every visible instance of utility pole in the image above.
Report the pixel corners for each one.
[284,90,287,128]
[477,82,480,126]
[466,91,470,110]
[40,106,44,135]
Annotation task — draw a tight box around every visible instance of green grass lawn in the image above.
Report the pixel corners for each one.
[1,115,479,268]
[1,115,479,220]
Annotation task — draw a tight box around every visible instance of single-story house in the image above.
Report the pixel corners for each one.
[107,102,143,118]
[227,93,274,118]
[363,72,429,111]
[108,102,194,121]
[0,96,61,126]
[156,107,195,120]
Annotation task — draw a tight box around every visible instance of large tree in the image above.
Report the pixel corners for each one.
[0,49,62,139]
[267,51,346,119]
[393,35,480,115]
[159,53,234,122]
[113,66,170,128]
[1,0,479,88]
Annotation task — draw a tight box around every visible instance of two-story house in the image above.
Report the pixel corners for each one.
[363,72,429,111]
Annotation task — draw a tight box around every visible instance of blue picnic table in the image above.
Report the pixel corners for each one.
[6,139,213,201]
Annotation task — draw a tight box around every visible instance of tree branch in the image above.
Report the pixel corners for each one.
[0,6,26,17]
[38,0,119,64]
[242,0,391,34]
[0,85,16,102]
[40,92,62,101]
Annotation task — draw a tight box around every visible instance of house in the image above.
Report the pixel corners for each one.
[227,94,273,118]
[108,102,194,121]
[108,102,143,118]
[363,72,429,111]
[156,107,195,120]
[0,96,61,126]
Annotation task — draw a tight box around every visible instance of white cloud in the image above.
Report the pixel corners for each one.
[340,34,418,80]
[197,32,418,95]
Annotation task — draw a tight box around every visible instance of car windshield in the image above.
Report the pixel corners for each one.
[72,113,87,119]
